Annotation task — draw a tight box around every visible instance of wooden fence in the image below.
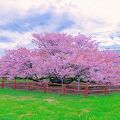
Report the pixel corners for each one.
[0,79,120,96]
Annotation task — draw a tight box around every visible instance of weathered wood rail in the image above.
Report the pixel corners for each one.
[0,79,120,96]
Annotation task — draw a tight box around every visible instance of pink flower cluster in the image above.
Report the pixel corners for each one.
[0,33,119,84]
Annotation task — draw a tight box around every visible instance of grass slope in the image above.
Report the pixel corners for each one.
[0,88,120,120]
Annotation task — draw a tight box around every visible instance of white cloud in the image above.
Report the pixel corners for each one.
[53,0,120,24]
[0,30,32,49]
[1,0,120,23]
[0,0,120,50]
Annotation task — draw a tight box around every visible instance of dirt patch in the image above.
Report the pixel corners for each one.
[43,98,58,104]
[2,95,36,101]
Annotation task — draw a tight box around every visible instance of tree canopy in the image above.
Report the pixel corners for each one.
[0,33,120,84]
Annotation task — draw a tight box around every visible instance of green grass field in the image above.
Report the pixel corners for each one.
[0,88,120,120]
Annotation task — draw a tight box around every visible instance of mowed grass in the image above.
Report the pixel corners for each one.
[0,89,120,120]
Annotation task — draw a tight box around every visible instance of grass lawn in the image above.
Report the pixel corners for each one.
[0,88,120,120]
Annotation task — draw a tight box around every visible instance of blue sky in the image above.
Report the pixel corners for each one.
[0,0,120,56]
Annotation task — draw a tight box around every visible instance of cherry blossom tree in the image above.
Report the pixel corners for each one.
[0,33,120,84]
[31,33,98,83]
[0,48,34,80]
[32,33,120,84]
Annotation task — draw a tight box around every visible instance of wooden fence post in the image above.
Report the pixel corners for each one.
[77,80,80,94]
[27,82,30,90]
[104,85,109,95]
[44,82,47,93]
[14,79,16,89]
[2,78,5,88]
[62,84,66,95]
[62,83,63,94]
[84,85,89,96]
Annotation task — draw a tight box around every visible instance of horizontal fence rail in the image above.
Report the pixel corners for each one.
[0,79,120,96]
